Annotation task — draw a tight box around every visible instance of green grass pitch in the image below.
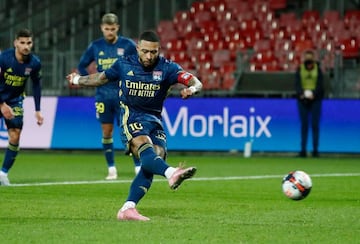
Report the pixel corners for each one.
[0,151,359,243]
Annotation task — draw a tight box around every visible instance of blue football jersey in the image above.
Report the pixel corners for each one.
[0,48,42,110]
[105,55,183,116]
[78,36,137,99]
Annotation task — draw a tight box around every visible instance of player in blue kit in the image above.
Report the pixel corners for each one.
[77,13,138,180]
[67,30,202,221]
[0,29,44,186]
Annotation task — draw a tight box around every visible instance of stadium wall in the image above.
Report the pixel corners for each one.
[0,96,359,153]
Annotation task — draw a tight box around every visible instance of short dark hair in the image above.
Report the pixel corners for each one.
[16,29,33,39]
[138,30,160,43]
[102,13,118,25]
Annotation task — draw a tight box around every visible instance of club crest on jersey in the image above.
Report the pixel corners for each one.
[117,48,124,56]
[153,71,162,81]
[25,68,32,75]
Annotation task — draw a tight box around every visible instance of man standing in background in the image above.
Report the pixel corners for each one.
[295,50,324,158]
[78,13,138,179]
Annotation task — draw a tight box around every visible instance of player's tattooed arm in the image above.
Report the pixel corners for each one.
[67,72,108,87]
[78,72,108,87]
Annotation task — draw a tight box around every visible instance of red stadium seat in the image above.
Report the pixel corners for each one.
[190,1,207,16]
[327,20,346,35]
[187,38,207,53]
[344,10,360,27]
[206,70,222,90]
[279,12,297,27]
[284,19,303,36]
[339,38,359,59]
[165,39,186,52]
[331,29,352,45]
[173,10,192,25]
[269,0,287,10]
[212,50,232,68]
[249,49,280,72]
[269,28,289,44]
[235,11,256,22]
[157,20,178,44]
[320,39,336,53]
[218,20,241,35]
[251,49,278,63]
[203,30,223,43]
[207,0,227,15]
[311,31,331,49]
[301,10,320,26]
[242,29,263,48]
[256,10,275,24]
[226,39,247,59]
[294,39,314,53]
[215,10,235,22]
[277,51,301,71]
[198,20,219,34]
[183,31,203,43]
[219,61,236,75]
[252,0,270,14]
[174,20,196,39]
[191,51,213,63]
[322,10,340,28]
[198,67,221,90]
[193,11,213,27]
[167,51,190,63]
[208,39,227,51]
[261,60,283,72]
[224,0,250,15]
[261,19,279,38]
[221,73,236,90]
[239,19,261,32]
[290,29,309,43]
[253,39,272,52]
[273,39,292,53]
[224,30,242,43]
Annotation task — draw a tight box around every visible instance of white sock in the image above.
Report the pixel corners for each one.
[120,201,136,212]
[0,171,7,176]
[108,166,117,173]
[164,167,177,179]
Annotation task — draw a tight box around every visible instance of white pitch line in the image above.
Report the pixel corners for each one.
[7,173,360,187]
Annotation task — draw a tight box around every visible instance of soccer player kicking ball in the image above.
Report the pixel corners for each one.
[67,30,202,221]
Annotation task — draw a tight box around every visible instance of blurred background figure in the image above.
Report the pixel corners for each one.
[295,50,324,158]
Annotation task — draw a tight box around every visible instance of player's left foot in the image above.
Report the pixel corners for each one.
[169,166,197,190]
[117,208,150,221]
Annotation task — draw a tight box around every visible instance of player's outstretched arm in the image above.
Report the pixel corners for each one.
[67,72,108,87]
[180,75,203,99]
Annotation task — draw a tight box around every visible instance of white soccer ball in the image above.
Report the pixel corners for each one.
[282,170,312,200]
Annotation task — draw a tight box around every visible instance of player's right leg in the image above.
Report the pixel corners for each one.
[101,123,117,180]
[1,110,22,186]
[96,100,118,180]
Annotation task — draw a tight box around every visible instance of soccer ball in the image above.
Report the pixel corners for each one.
[282,170,312,200]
